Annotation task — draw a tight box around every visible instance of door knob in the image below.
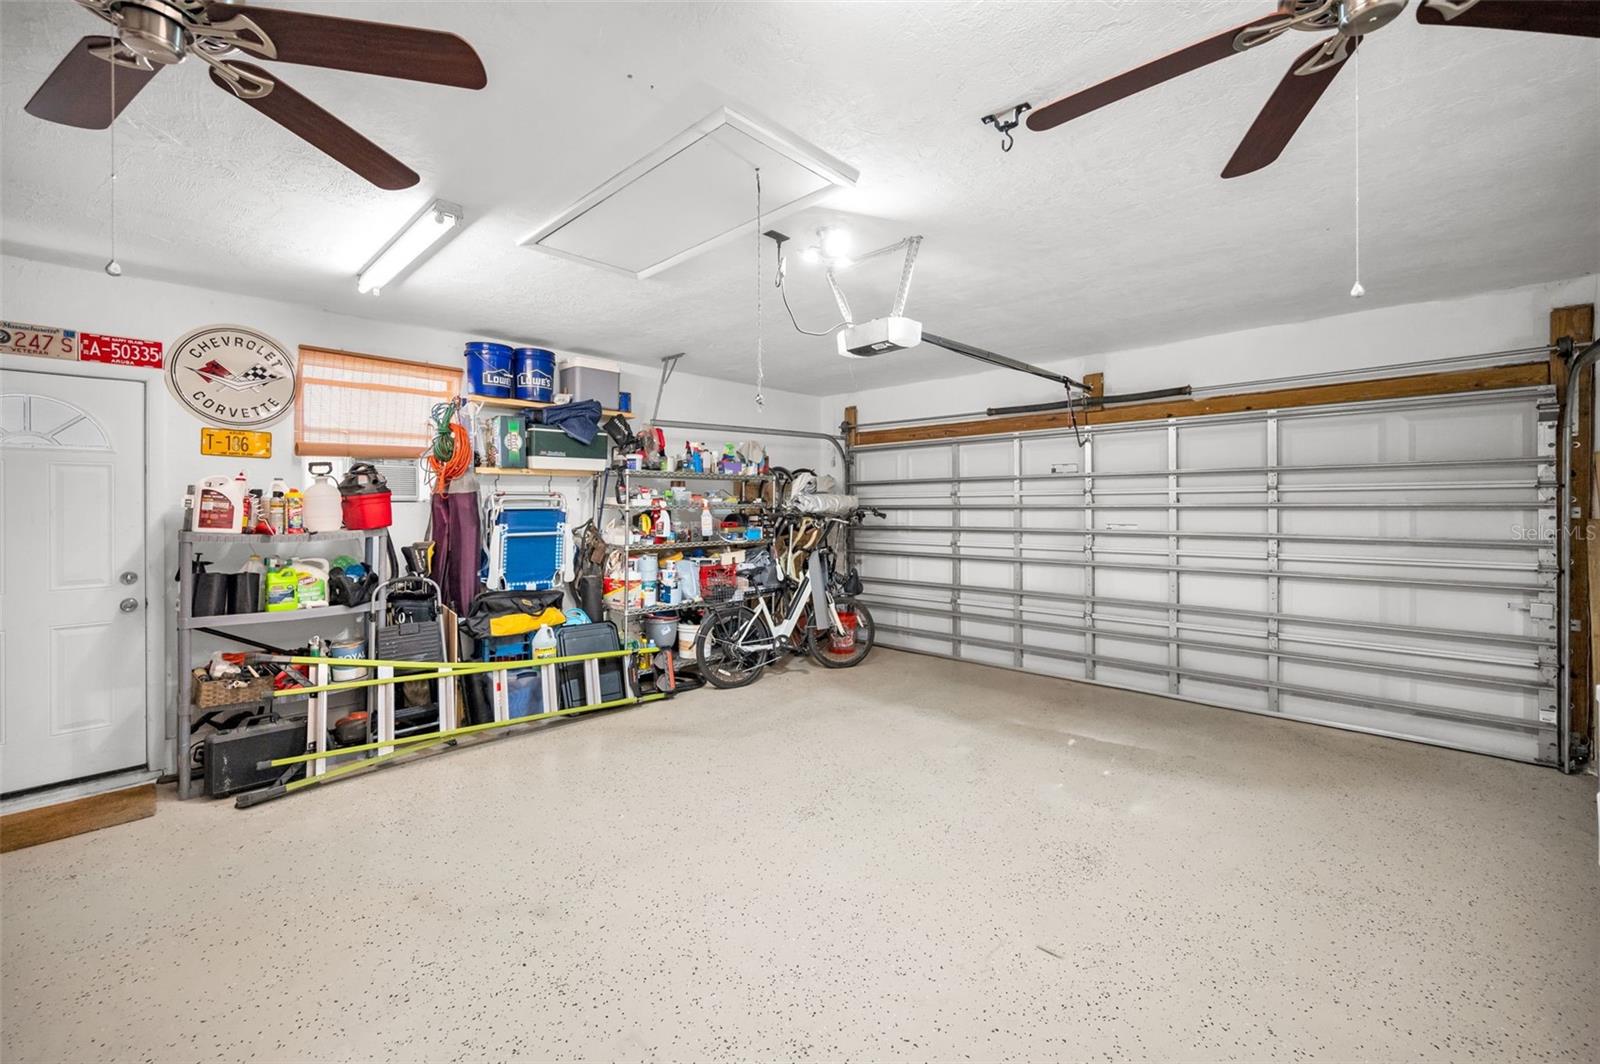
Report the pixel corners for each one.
[120,597,140,613]
[120,571,139,585]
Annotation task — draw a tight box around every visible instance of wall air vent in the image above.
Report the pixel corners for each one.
[519,107,858,279]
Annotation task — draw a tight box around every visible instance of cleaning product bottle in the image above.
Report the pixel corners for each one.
[264,565,298,611]
[268,477,287,534]
[190,476,243,533]
[285,487,305,533]
[532,624,558,662]
[294,558,330,608]
[304,462,343,533]
[700,498,713,539]
[233,471,251,531]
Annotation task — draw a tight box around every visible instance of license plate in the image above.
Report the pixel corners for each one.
[80,331,163,369]
[200,427,272,459]
[0,321,77,360]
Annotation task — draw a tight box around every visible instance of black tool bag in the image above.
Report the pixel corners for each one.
[460,589,565,640]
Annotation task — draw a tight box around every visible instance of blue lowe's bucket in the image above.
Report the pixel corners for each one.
[513,347,556,402]
[464,342,513,398]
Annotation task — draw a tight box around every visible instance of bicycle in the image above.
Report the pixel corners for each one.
[694,508,881,689]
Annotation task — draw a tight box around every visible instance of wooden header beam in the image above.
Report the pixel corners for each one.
[853,361,1552,448]
[1552,304,1596,756]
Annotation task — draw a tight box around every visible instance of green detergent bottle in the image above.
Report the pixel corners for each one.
[264,566,299,611]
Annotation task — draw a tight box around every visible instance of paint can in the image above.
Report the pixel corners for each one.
[513,348,556,402]
[464,341,513,399]
[328,638,368,681]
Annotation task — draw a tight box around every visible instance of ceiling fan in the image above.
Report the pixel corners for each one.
[1026,0,1600,178]
[23,0,488,189]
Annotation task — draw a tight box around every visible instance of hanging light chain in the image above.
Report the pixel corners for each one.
[106,51,121,276]
[754,167,765,411]
[1350,49,1363,299]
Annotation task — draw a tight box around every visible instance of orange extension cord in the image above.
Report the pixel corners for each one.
[428,417,472,494]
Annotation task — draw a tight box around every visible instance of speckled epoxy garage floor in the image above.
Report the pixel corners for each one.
[3,649,1597,1063]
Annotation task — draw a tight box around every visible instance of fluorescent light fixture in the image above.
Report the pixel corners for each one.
[357,199,463,295]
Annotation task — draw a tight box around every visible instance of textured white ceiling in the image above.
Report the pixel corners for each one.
[2,1,1596,395]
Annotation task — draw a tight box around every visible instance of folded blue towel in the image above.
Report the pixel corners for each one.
[539,399,603,444]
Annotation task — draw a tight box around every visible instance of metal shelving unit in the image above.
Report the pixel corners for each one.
[174,528,386,800]
[605,469,775,640]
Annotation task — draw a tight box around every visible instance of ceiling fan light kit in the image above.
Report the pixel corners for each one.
[24,0,488,188]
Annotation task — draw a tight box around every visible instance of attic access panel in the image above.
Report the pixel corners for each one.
[520,107,857,279]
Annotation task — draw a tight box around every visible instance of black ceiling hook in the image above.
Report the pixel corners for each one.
[981,102,1032,152]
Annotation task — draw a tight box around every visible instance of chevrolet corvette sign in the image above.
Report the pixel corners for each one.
[167,325,295,427]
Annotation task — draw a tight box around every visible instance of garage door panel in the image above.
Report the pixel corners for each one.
[1179,421,1265,469]
[1176,573,1269,612]
[856,387,1559,765]
[1182,678,1272,712]
[1095,568,1168,601]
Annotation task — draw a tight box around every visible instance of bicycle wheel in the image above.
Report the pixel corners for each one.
[806,598,875,668]
[695,605,773,688]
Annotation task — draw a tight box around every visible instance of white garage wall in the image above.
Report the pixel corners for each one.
[1,252,828,773]
[826,274,1600,429]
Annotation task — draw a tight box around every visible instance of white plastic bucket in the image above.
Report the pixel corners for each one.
[677,622,699,660]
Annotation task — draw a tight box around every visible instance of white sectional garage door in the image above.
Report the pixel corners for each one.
[851,388,1560,764]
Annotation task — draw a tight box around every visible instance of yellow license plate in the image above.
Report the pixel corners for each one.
[201,427,272,459]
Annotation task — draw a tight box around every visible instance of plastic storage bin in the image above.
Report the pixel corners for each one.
[558,355,621,409]
[506,667,544,718]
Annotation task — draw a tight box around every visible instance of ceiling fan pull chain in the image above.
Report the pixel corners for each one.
[754,167,765,413]
[105,55,121,278]
[1350,49,1364,299]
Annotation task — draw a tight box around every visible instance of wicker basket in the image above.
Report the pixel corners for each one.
[191,668,274,709]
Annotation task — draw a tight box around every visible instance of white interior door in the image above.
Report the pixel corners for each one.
[1,371,148,794]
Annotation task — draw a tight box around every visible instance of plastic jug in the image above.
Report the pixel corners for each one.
[304,462,344,533]
[189,476,243,533]
[264,566,298,611]
[295,559,330,608]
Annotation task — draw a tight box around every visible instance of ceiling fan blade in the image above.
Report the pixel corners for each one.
[203,3,487,88]
[24,37,160,129]
[1416,0,1599,38]
[1027,12,1286,132]
[1221,37,1358,179]
[211,63,419,189]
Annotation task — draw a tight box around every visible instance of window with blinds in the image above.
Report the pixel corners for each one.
[295,346,461,459]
